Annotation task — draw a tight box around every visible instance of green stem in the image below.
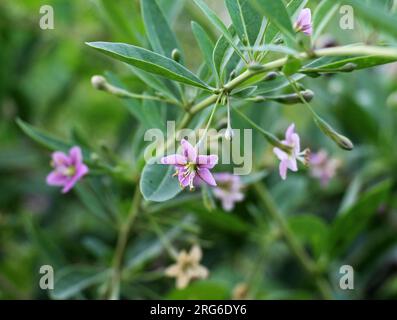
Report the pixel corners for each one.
[253,183,333,300]
[108,187,141,299]
[190,45,397,116]
[233,107,292,153]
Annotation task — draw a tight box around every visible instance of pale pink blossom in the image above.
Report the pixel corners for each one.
[309,150,341,187]
[212,173,244,211]
[161,139,218,190]
[46,146,89,193]
[273,124,309,180]
[295,8,312,36]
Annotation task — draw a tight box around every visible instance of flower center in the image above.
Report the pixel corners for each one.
[180,259,195,273]
[63,166,76,177]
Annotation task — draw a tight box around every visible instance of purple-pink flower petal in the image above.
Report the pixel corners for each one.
[52,151,69,166]
[69,146,83,166]
[46,171,68,186]
[197,168,217,186]
[196,155,218,169]
[273,147,288,161]
[279,160,288,180]
[181,139,197,162]
[161,155,187,166]
[46,146,88,193]
[295,8,312,36]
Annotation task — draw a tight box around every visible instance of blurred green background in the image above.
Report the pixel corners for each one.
[1,0,397,299]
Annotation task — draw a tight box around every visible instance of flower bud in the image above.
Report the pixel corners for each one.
[274,38,284,45]
[251,96,266,103]
[340,63,357,72]
[263,71,278,82]
[171,49,181,62]
[272,90,314,104]
[91,75,107,91]
[314,116,354,151]
[225,127,234,141]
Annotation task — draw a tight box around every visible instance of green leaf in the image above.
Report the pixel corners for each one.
[193,0,245,60]
[239,170,268,185]
[253,0,296,42]
[312,0,338,41]
[302,55,397,72]
[188,205,250,234]
[282,55,302,76]
[140,163,182,202]
[125,215,195,271]
[87,42,212,90]
[262,0,306,44]
[335,0,397,38]
[167,281,230,299]
[191,21,217,80]
[51,266,110,300]
[288,214,329,259]
[17,118,71,152]
[326,180,391,258]
[254,73,306,95]
[74,182,115,225]
[213,26,239,84]
[141,0,183,60]
[225,0,262,47]
[127,66,180,102]
[105,72,165,130]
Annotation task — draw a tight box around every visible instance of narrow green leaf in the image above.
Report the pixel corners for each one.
[141,0,183,60]
[191,21,217,80]
[51,266,110,300]
[127,66,180,101]
[105,72,165,130]
[253,0,296,42]
[17,118,71,152]
[213,26,239,84]
[193,0,245,61]
[140,163,182,202]
[262,0,306,44]
[288,214,329,259]
[327,180,391,258]
[254,73,305,95]
[126,216,195,271]
[312,0,338,40]
[225,0,262,47]
[302,55,397,72]
[74,183,115,225]
[283,55,302,76]
[87,42,212,90]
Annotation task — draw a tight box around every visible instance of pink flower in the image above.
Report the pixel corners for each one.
[295,8,312,36]
[46,146,89,193]
[309,150,341,187]
[273,124,309,180]
[161,139,218,190]
[212,173,244,211]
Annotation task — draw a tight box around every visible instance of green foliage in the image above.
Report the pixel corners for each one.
[3,0,397,301]
[87,42,212,90]
[140,163,182,202]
